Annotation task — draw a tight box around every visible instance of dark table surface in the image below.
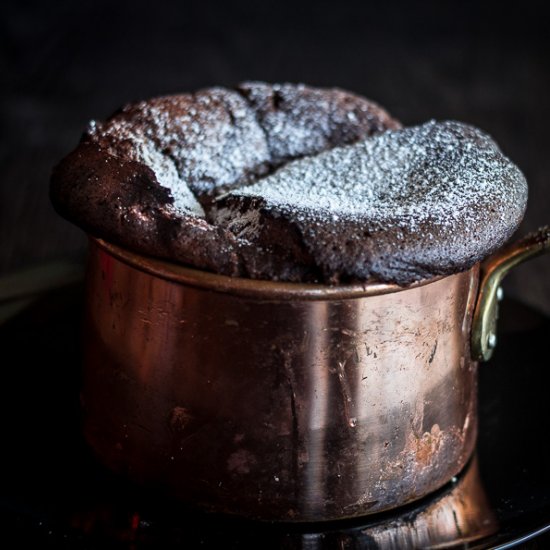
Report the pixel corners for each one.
[0,280,549,548]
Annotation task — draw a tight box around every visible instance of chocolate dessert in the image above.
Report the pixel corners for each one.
[50,82,527,284]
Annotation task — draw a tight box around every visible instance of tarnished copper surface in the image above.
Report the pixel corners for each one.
[349,456,498,548]
[82,237,480,521]
[96,237,443,301]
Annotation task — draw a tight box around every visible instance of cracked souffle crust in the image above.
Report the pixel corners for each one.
[50,82,527,285]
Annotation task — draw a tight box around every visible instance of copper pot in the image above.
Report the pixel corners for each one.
[82,228,550,522]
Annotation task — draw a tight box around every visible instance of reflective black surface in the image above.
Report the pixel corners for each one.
[1,285,549,548]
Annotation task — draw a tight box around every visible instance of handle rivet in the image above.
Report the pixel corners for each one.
[497,286,504,301]
[488,333,497,349]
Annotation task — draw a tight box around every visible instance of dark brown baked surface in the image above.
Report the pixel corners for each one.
[216,121,527,283]
[50,82,527,284]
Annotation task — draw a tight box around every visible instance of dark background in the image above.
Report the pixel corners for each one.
[2,0,549,312]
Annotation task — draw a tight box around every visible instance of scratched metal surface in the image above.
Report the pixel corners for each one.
[81,245,479,521]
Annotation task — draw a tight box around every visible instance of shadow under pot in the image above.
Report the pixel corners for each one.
[81,227,550,522]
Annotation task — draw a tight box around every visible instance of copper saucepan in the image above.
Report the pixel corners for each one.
[82,227,550,522]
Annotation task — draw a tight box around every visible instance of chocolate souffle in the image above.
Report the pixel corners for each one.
[50,82,527,285]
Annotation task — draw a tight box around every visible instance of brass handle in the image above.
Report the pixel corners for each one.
[471,226,550,362]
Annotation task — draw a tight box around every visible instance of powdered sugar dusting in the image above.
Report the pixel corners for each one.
[87,88,271,207]
[53,82,527,284]
[87,118,204,216]
[84,82,399,219]
[217,120,527,283]
[228,120,525,228]
[237,81,401,166]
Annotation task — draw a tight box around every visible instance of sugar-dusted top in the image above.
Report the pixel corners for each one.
[50,82,527,284]
[216,120,527,283]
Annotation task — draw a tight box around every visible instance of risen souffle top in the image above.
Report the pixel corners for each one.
[50,82,527,285]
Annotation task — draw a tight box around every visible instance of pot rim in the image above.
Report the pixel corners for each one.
[92,236,450,301]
